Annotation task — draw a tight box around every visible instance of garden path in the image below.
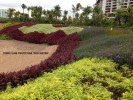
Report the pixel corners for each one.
[0,40,58,73]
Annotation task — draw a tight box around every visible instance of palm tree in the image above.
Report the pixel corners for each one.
[64,10,68,16]
[82,6,92,25]
[46,10,54,23]
[30,6,43,22]
[21,3,27,21]
[43,9,46,17]
[62,10,68,23]
[75,12,79,19]
[92,5,103,26]
[79,13,84,25]
[76,3,82,12]
[54,5,61,21]
[14,11,20,21]
[114,8,127,25]
[27,7,31,18]
[42,9,47,22]
[25,14,29,22]
[7,8,15,21]
[72,5,76,19]
[31,6,38,22]
[127,6,133,25]
[83,6,92,18]
[72,3,82,20]
[67,16,72,24]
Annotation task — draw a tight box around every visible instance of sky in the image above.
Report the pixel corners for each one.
[0,0,96,14]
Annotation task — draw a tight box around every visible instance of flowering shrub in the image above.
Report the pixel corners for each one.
[106,51,133,69]
[0,26,81,91]
[52,24,68,27]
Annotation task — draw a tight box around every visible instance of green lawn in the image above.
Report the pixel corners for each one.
[19,24,83,34]
[0,58,132,100]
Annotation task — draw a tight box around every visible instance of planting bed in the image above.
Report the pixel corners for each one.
[1,58,133,100]
[0,23,80,91]
[0,40,58,73]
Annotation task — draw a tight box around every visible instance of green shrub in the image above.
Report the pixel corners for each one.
[0,34,11,40]
[0,58,132,100]
[0,18,9,23]
[0,22,19,31]
[121,90,133,100]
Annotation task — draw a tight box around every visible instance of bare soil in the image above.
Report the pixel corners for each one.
[0,40,58,73]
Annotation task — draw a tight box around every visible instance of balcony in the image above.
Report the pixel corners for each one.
[122,3,128,7]
[122,0,128,2]
[113,2,117,4]
[129,2,133,5]
[106,0,111,2]
[105,10,110,13]
[112,4,117,6]
[106,6,111,8]
[121,6,127,8]
[106,2,111,5]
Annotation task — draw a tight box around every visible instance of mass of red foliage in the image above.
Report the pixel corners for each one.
[52,24,68,27]
[0,22,36,34]
[0,23,80,91]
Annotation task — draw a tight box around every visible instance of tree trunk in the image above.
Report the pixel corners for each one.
[23,9,24,22]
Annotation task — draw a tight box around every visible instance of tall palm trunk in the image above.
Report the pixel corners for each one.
[23,9,24,22]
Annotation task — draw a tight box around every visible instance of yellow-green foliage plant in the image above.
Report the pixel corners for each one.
[0,22,19,31]
[0,34,11,40]
[0,58,133,100]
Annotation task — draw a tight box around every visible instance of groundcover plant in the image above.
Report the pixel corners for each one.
[0,58,133,100]
[74,27,133,69]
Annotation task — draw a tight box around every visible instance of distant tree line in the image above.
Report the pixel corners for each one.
[4,3,133,28]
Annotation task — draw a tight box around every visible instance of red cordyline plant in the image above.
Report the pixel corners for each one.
[6,29,24,40]
[0,23,81,91]
[23,31,46,43]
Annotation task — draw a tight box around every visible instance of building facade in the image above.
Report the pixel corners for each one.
[0,9,8,18]
[96,0,133,17]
